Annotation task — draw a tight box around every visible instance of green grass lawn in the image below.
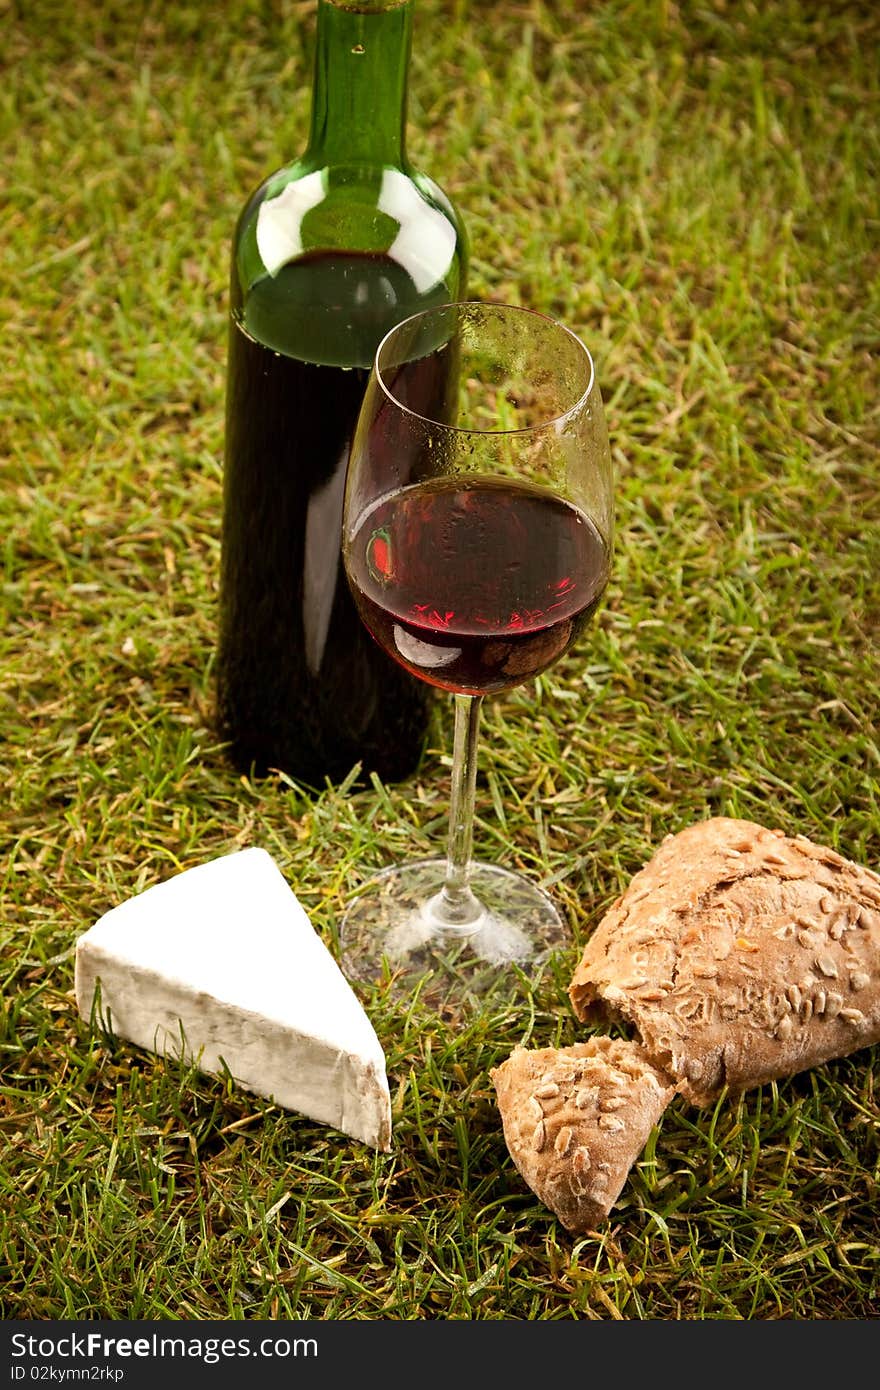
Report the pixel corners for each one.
[2,0,878,1320]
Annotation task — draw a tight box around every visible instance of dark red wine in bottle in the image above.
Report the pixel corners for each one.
[346,477,610,696]
[216,0,468,787]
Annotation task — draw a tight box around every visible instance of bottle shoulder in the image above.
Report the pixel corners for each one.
[231,158,467,307]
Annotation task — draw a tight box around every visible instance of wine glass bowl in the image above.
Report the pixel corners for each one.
[340,301,614,1013]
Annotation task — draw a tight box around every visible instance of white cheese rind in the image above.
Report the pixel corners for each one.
[74,848,391,1150]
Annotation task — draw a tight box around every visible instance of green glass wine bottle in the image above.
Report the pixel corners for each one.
[216,0,468,788]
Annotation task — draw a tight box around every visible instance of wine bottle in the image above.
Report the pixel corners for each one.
[216,0,468,788]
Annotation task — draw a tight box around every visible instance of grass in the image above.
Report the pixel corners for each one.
[2,0,878,1322]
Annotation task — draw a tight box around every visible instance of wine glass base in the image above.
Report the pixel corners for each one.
[339,859,570,1014]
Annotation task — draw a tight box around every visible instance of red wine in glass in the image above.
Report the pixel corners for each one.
[347,477,609,695]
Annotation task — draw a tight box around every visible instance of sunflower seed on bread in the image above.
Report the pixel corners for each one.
[568,817,880,1106]
[490,1038,675,1233]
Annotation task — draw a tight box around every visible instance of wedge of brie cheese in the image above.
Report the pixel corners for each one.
[74,847,391,1150]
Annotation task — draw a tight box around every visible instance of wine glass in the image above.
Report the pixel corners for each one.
[339,301,614,1013]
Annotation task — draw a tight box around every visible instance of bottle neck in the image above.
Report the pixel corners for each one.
[305,0,412,169]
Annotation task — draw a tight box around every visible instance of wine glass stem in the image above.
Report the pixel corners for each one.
[432,693,485,930]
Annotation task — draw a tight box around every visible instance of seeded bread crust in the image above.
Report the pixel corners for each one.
[568,817,880,1105]
[490,1038,676,1233]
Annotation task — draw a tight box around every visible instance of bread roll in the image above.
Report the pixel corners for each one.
[569,817,880,1105]
[490,1038,675,1233]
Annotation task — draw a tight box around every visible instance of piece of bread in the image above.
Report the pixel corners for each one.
[569,817,880,1105]
[490,1038,676,1233]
